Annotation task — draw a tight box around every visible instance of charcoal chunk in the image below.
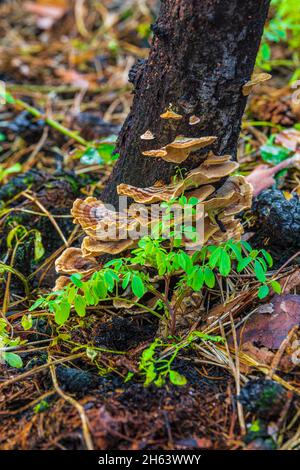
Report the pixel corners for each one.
[239,378,286,419]
[253,189,300,249]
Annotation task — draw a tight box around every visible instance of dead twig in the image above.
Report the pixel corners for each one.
[49,361,94,450]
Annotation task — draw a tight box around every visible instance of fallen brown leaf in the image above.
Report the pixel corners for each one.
[275,128,300,152]
[24,1,67,29]
[238,294,300,349]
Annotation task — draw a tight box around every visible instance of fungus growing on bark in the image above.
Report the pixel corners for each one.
[203,218,220,243]
[55,247,98,275]
[141,148,168,159]
[222,176,253,216]
[71,196,139,241]
[117,180,186,203]
[211,217,244,242]
[82,236,135,257]
[186,159,239,186]
[189,115,201,125]
[117,155,239,203]
[140,130,155,140]
[142,136,217,163]
[185,185,215,201]
[242,72,272,96]
[160,109,183,120]
[203,175,252,214]
[204,151,233,165]
[53,276,71,291]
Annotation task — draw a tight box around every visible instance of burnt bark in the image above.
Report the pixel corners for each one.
[101,0,271,206]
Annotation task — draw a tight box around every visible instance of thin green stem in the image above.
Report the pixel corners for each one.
[14,98,89,147]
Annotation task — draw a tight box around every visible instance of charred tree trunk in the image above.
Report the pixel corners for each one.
[101,0,271,206]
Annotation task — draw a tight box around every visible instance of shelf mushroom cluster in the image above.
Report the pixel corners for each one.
[55,136,252,279]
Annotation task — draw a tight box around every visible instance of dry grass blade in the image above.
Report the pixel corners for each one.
[49,362,94,451]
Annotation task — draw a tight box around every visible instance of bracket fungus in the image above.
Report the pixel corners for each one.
[210,217,244,242]
[142,136,217,163]
[53,275,72,292]
[55,247,98,275]
[117,180,186,203]
[203,175,252,215]
[118,154,240,203]
[204,151,233,165]
[56,147,252,280]
[184,185,215,202]
[117,155,251,247]
[140,130,155,140]
[189,115,201,126]
[71,196,139,241]
[160,109,183,120]
[82,236,136,257]
[185,158,239,186]
[242,73,272,96]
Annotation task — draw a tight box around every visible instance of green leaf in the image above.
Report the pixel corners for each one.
[241,240,252,252]
[169,370,187,386]
[4,352,23,369]
[6,225,24,248]
[270,280,281,294]
[191,331,224,343]
[80,147,104,165]
[178,252,193,274]
[173,238,182,248]
[131,274,146,298]
[83,285,96,305]
[261,249,273,267]
[228,241,243,261]
[21,314,33,330]
[104,258,123,270]
[249,249,259,258]
[122,272,131,290]
[260,143,290,165]
[254,259,266,283]
[34,231,45,261]
[204,267,215,288]
[237,257,252,272]
[124,371,134,383]
[67,285,77,304]
[144,363,157,386]
[141,346,155,362]
[258,284,269,299]
[93,279,108,299]
[74,295,86,317]
[86,347,97,361]
[188,196,199,205]
[261,42,271,61]
[156,251,167,275]
[4,163,22,174]
[70,273,83,288]
[219,250,231,276]
[104,270,116,291]
[154,375,165,387]
[209,246,222,269]
[97,139,118,163]
[54,301,70,325]
[29,297,45,311]
[191,268,204,291]
[33,400,49,414]
[257,256,267,271]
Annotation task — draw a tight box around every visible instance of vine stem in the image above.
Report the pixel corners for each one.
[149,284,176,335]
